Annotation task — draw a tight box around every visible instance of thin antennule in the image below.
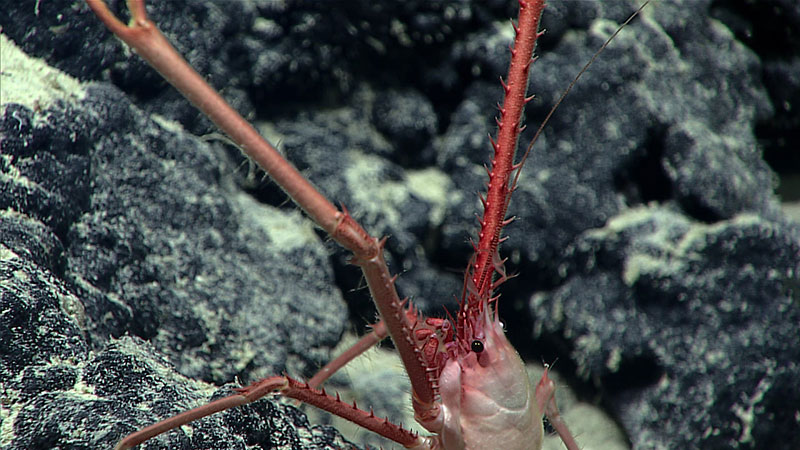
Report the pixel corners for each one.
[509,1,651,196]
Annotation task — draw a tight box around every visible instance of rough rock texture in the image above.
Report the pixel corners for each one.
[1,1,798,449]
[1,32,352,450]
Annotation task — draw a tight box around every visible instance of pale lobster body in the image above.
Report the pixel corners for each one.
[429,308,543,450]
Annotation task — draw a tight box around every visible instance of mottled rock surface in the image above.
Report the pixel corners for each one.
[2,1,798,449]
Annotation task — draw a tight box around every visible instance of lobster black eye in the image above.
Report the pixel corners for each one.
[471,340,484,353]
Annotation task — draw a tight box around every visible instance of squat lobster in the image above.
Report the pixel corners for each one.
[86,0,644,448]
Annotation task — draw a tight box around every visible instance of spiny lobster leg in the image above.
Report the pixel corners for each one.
[307,323,388,389]
[114,375,429,450]
[85,0,437,442]
[534,366,580,450]
[306,313,415,389]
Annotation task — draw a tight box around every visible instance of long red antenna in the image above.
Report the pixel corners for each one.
[469,0,545,302]
[469,0,650,305]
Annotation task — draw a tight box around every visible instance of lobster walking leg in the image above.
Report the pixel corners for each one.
[114,375,428,450]
[534,366,580,450]
[307,318,393,389]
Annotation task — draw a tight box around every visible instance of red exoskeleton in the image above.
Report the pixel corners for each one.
[85,0,645,448]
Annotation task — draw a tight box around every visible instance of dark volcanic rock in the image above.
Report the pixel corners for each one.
[531,207,800,449]
[1,34,349,449]
[1,1,798,449]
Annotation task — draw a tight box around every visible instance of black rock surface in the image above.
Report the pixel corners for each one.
[2,1,798,449]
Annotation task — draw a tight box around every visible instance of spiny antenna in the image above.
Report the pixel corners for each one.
[509,1,651,194]
[469,0,546,302]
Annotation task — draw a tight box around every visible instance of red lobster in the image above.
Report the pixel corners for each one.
[86,0,642,448]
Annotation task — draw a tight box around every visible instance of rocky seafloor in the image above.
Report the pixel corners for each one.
[2,1,799,449]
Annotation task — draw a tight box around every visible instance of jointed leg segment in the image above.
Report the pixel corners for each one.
[534,366,580,450]
[115,374,425,450]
